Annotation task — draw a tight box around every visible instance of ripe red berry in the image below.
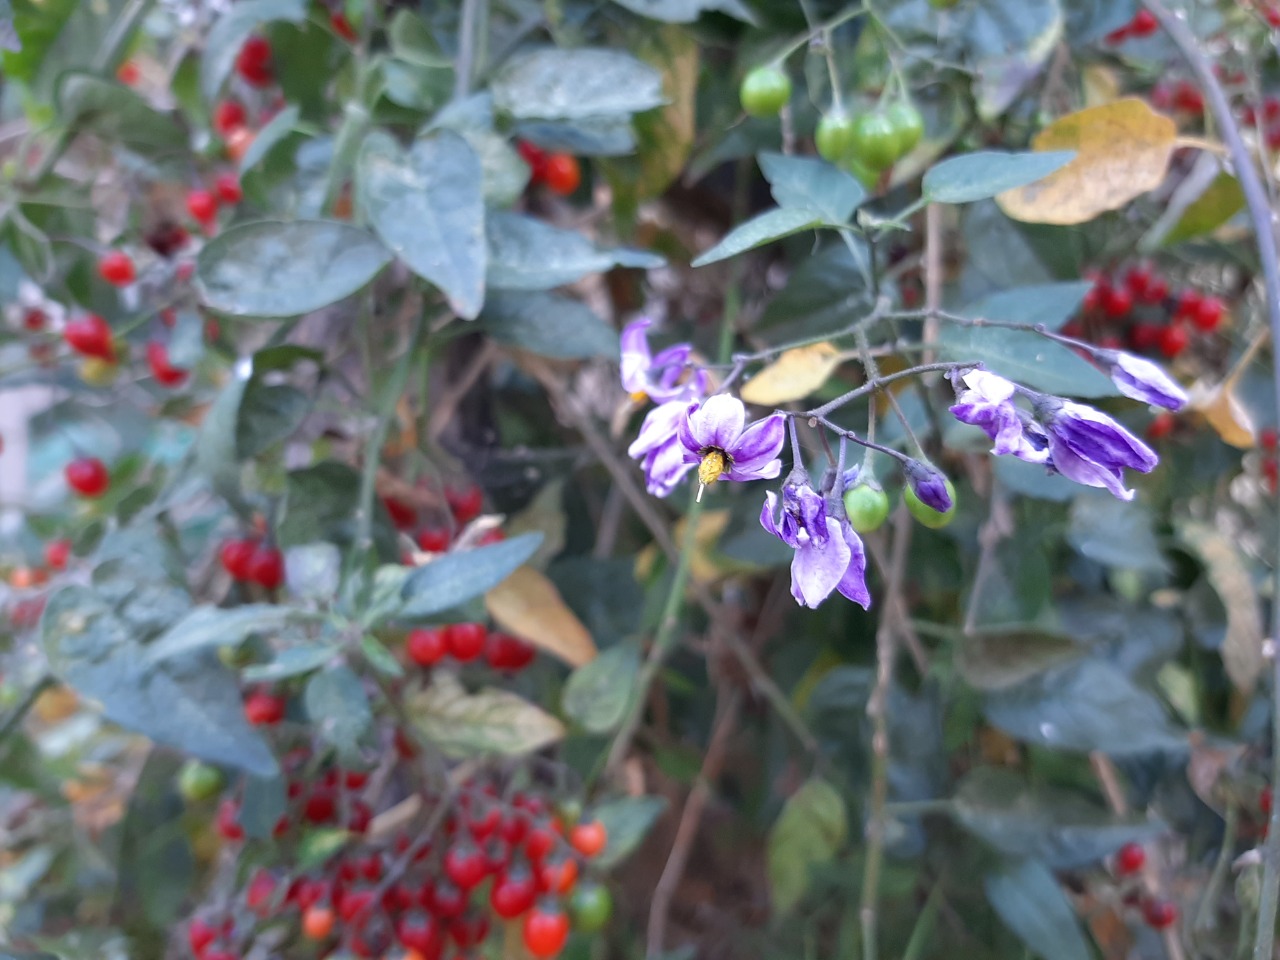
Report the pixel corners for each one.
[443,842,489,890]
[417,526,451,552]
[1141,275,1169,305]
[1262,430,1280,453]
[491,865,539,919]
[1174,288,1203,320]
[187,189,219,226]
[247,544,285,590]
[244,690,286,726]
[397,910,444,955]
[1264,785,1274,815]
[523,903,570,959]
[147,341,189,387]
[330,10,357,41]
[302,904,335,940]
[537,855,578,895]
[467,804,502,842]
[219,538,257,580]
[215,172,243,205]
[116,60,140,85]
[449,910,490,948]
[569,819,608,858]
[65,457,110,497]
[98,250,136,286]
[1159,322,1191,358]
[1101,286,1133,319]
[382,495,418,529]
[1123,265,1153,300]
[1173,81,1204,113]
[235,35,273,87]
[1142,897,1179,929]
[542,154,581,196]
[21,306,46,330]
[246,868,277,914]
[1192,295,1224,332]
[525,823,557,863]
[1103,25,1130,45]
[214,100,246,137]
[445,622,487,662]
[446,484,484,523]
[1130,9,1157,36]
[1267,6,1280,28]
[1115,841,1146,876]
[407,627,448,666]
[64,314,115,360]
[216,797,245,841]
[303,788,337,823]
[44,538,71,571]
[517,140,548,183]
[429,879,467,919]
[1147,412,1176,441]
[484,631,536,671]
[188,917,219,956]
[337,886,376,924]
[344,768,370,790]
[348,799,373,833]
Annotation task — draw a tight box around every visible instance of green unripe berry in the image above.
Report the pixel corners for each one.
[570,883,614,933]
[815,111,856,163]
[843,484,891,533]
[885,101,925,156]
[740,66,792,118]
[850,111,902,171]
[903,478,957,529]
[844,153,879,188]
[177,759,225,802]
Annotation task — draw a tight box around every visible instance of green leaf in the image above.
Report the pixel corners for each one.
[115,754,193,932]
[200,0,307,101]
[305,665,371,756]
[961,281,1093,331]
[983,658,1186,755]
[984,859,1091,960]
[691,208,831,267]
[491,48,666,121]
[1163,172,1245,246]
[380,56,453,111]
[143,604,295,665]
[758,152,865,223]
[196,220,391,318]
[360,633,405,679]
[2,0,77,83]
[399,533,543,618]
[953,767,1162,867]
[767,778,847,915]
[239,103,301,175]
[1067,493,1167,572]
[609,0,754,22]
[56,73,187,153]
[238,381,309,458]
[243,643,340,682]
[277,461,361,548]
[406,673,565,758]
[513,117,637,157]
[297,828,351,870]
[562,644,640,734]
[962,0,1064,119]
[486,212,663,291]
[589,795,669,869]
[240,773,286,840]
[923,151,1076,204]
[41,586,278,777]
[429,94,530,207]
[357,130,486,319]
[479,291,620,360]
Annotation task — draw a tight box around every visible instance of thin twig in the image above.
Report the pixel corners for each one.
[1138,6,1280,960]
[426,339,499,441]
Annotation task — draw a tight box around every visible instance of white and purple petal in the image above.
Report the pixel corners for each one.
[790,518,851,609]
[1108,352,1188,411]
[836,520,871,609]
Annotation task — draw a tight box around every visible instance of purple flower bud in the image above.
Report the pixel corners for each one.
[904,460,953,514]
[1098,350,1188,411]
[948,369,1050,464]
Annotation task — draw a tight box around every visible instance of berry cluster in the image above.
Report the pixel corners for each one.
[219,537,286,590]
[1103,9,1158,44]
[1239,96,1280,150]
[187,762,612,960]
[1261,429,1279,494]
[406,623,536,673]
[381,483,505,555]
[1149,80,1205,115]
[1109,842,1179,931]
[515,142,582,197]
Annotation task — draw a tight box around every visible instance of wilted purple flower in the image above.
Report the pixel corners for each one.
[1096,350,1188,411]
[627,400,695,497]
[903,460,953,514]
[1038,399,1158,501]
[948,369,1050,464]
[760,479,870,609]
[620,317,705,404]
[679,395,785,498]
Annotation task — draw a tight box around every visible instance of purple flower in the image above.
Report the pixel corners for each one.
[620,317,704,403]
[1039,399,1158,501]
[948,369,1050,464]
[627,400,696,497]
[760,480,870,609]
[678,395,785,498]
[904,460,953,514]
[1097,350,1188,411]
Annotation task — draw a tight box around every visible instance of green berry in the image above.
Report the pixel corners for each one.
[178,760,225,802]
[816,111,856,162]
[850,111,902,171]
[740,66,792,118]
[570,883,614,933]
[904,479,957,529]
[844,153,879,188]
[843,484,891,533]
[885,101,925,156]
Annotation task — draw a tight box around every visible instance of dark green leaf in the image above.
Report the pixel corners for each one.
[1,0,77,82]
[57,73,187,152]
[399,533,543,618]
[1163,172,1245,246]
[243,643,340,682]
[758,152,865,223]
[479,291,619,360]
[143,604,295,665]
[591,795,668,869]
[767,778,848,915]
[1068,493,1167,572]
[239,103,302,175]
[238,382,309,458]
[277,461,361,548]
[961,281,1093,331]
[984,859,1091,960]
[114,754,192,933]
[358,130,486,318]
[240,773,287,840]
[486,212,662,291]
[691,208,830,267]
[196,220,391,318]
[562,644,640,734]
[200,0,307,101]
[513,117,637,157]
[962,0,1065,119]
[297,828,351,869]
[305,665,371,756]
[924,151,1075,204]
[491,48,665,121]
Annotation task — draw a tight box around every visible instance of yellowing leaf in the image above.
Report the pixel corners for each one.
[406,673,565,758]
[1194,381,1255,448]
[997,99,1177,225]
[1179,521,1265,695]
[485,565,597,666]
[740,342,841,405]
[633,508,730,585]
[1081,65,1120,108]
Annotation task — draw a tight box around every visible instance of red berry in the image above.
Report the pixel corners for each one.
[467,804,502,842]
[397,910,444,955]
[542,154,581,196]
[449,910,490,948]
[64,314,115,360]
[1265,457,1280,494]
[147,340,189,387]
[302,904,335,940]
[246,868,277,914]
[188,917,219,956]
[247,544,285,590]
[1104,25,1130,45]
[569,819,607,858]
[235,35,273,86]
[116,60,140,85]
[444,622,487,662]
[477,527,505,545]
[1142,898,1179,929]
[443,842,489,890]
[1130,9,1157,36]
[1129,322,1163,352]
[537,855,578,895]
[244,690,286,725]
[407,627,448,667]
[304,788,337,823]
[1141,275,1169,305]
[1192,295,1224,332]
[517,141,548,182]
[216,797,244,841]
[65,457,110,497]
[98,250,136,286]
[429,879,467,919]
[214,100,246,137]
[187,189,219,225]
[525,824,557,863]
[484,631,536,671]
[44,538,71,571]
[337,886,376,924]
[220,537,257,580]
[1123,265,1153,299]
[1263,429,1279,452]
[446,484,484,523]
[1159,322,1191,358]
[1173,81,1204,113]
[1101,286,1133,319]
[1263,786,1274,816]
[1147,412,1176,441]
[501,810,530,845]
[344,768,370,790]
[382,496,418,529]
[491,865,538,919]
[1175,288,1204,319]
[21,307,46,330]
[330,10,357,41]
[1115,842,1146,876]
[1268,7,1280,28]
[215,172,243,205]
[348,799,373,833]
[417,526,451,552]
[523,903,570,959]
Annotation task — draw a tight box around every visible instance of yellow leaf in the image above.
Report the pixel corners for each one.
[633,508,731,586]
[996,98,1177,225]
[485,565,597,666]
[1081,65,1120,108]
[1179,521,1265,695]
[1192,378,1256,448]
[740,342,842,406]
